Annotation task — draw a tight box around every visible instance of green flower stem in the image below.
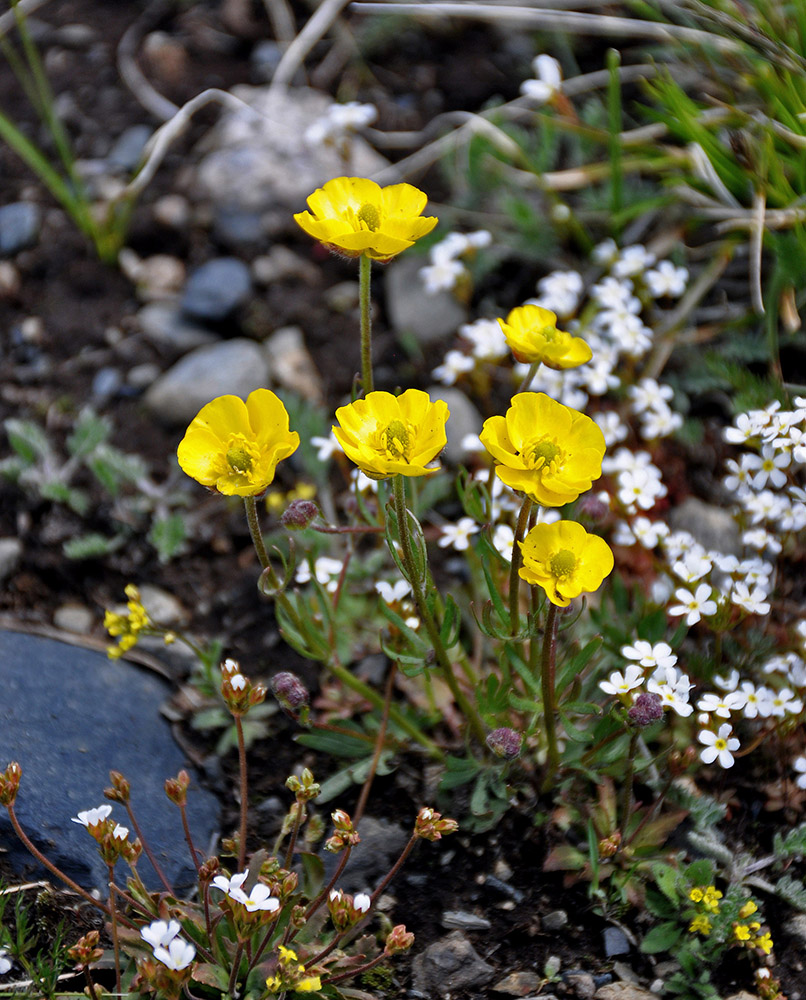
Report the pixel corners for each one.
[245,494,443,759]
[123,800,174,894]
[359,252,374,394]
[540,600,561,786]
[393,475,487,745]
[235,715,249,871]
[107,863,122,998]
[619,729,640,844]
[516,360,541,394]
[509,496,533,636]
[6,803,115,921]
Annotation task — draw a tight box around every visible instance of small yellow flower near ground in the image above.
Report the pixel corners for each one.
[265,945,322,994]
[702,885,723,912]
[689,914,712,936]
[499,304,592,369]
[738,900,758,919]
[689,888,704,903]
[480,393,605,506]
[104,584,150,659]
[734,923,752,942]
[333,389,449,480]
[519,520,614,607]
[755,931,773,955]
[294,176,437,262]
[177,389,299,498]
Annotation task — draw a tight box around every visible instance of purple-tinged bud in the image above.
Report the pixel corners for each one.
[628,692,663,727]
[486,727,523,760]
[68,930,103,965]
[271,672,310,718]
[414,807,458,841]
[577,491,610,523]
[281,499,319,530]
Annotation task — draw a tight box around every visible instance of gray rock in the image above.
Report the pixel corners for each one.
[107,125,153,172]
[603,926,630,956]
[386,256,467,346]
[194,86,387,221]
[0,538,23,583]
[329,817,409,892]
[137,302,220,355]
[411,931,494,996]
[426,386,482,464]
[53,603,94,634]
[253,246,320,286]
[144,338,270,425]
[91,367,123,400]
[668,497,741,556]
[263,325,323,403]
[595,984,658,1000]
[128,363,162,390]
[181,257,253,323]
[0,630,219,894]
[542,909,568,931]
[0,202,42,257]
[564,972,596,999]
[441,910,492,931]
[212,206,265,248]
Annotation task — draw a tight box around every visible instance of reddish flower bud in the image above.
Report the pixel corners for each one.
[385,924,415,955]
[486,727,523,760]
[0,762,21,806]
[104,770,130,804]
[68,930,103,965]
[281,499,319,530]
[165,770,190,806]
[598,831,621,858]
[414,807,459,842]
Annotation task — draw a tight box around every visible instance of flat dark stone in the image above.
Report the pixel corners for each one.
[0,630,219,894]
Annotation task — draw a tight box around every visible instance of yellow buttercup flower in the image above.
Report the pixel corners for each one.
[333,389,449,480]
[294,176,437,261]
[480,393,605,506]
[499,304,592,369]
[519,520,614,607]
[177,389,299,498]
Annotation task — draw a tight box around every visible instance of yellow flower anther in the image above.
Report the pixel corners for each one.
[357,203,381,231]
[549,549,577,578]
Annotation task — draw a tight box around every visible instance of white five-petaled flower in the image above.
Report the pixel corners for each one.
[644,260,688,298]
[141,919,182,950]
[229,674,247,691]
[354,892,371,913]
[438,517,480,551]
[375,579,412,603]
[698,724,740,769]
[231,883,280,913]
[212,871,249,899]
[697,691,746,718]
[647,666,693,717]
[112,823,129,840]
[72,805,113,828]
[520,54,562,104]
[153,937,196,971]
[621,640,677,670]
[599,664,645,697]
[668,584,718,626]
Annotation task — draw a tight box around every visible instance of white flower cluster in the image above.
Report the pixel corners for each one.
[212,871,281,912]
[723,398,806,537]
[420,230,492,297]
[600,638,806,769]
[604,448,668,515]
[304,102,377,146]
[296,556,346,592]
[140,919,196,972]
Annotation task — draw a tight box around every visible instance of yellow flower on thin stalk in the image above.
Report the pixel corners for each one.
[294,176,437,262]
[177,389,300,498]
[519,520,614,607]
[499,304,592,369]
[480,393,605,506]
[333,389,449,480]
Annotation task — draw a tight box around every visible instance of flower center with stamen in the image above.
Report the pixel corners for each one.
[226,445,255,474]
[357,203,381,231]
[550,549,577,577]
[714,738,727,751]
[531,439,561,468]
[383,420,410,460]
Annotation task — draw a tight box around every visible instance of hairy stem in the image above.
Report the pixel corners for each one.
[508,496,533,637]
[540,601,561,787]
[359,252,374,394]
[107,864,122,998]
[392,475,487,744]
[236,716,249,872]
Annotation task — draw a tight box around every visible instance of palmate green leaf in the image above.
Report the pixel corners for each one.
[39,479,89,515]
[4,417,51,464]
[148,513,187,563]
[640,920,682,955]
[62,532,126,560]
[66,409,110,458]
[439,753,481,791]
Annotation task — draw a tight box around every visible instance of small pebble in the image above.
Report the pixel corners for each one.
[54,603,94,634]
[441,910,492,931]
[541,910,568,931]
[603,926,630,956]
[153,194,190,229]
[91,367,123,400]
[0,538,23,583]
